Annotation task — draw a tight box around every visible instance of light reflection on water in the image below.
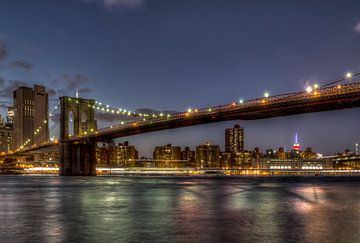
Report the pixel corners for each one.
[0,176,360,242]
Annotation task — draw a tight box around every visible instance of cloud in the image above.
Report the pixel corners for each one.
[355,22,360,34]
[0,41,7,60]
[51,73,96,96]
[0,79,29,98]
[83,0,145,10]
[10,60,33,71]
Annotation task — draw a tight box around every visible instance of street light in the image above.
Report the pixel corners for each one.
[264,92,269,98]
[346,72,352,79]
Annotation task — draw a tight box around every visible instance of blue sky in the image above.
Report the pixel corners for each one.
[0,0,360,156]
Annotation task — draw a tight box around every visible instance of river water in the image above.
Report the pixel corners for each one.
[0,176,359,242]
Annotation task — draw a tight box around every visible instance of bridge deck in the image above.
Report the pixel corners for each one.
[68,81,360,142]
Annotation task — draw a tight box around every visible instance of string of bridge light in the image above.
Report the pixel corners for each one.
[184,71,360,115]
[16,103,60,151]
[92,100,172,121]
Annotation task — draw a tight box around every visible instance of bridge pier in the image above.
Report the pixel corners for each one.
[60,141,96,176]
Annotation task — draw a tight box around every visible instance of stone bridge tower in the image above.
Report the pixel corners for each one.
[59,96,97,176]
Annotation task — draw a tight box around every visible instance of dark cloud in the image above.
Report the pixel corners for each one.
[51,73,96,97]
[0,79,29,98]
[47,88,57,97]
[10,60,33,71]
[0,41,7,60]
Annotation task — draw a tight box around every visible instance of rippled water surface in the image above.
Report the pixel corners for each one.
[1,176,360,242]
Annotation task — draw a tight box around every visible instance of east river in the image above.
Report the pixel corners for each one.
[0,176,360,242]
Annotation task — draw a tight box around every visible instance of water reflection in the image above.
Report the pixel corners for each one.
[0,177,360,242]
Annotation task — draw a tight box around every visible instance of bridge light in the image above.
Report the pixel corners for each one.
[264,92,269,98]
[187,108,192,113]
[208,108,212,112]
[99,102,102,105]
[160,113,163,117]
[239,99,244,104]
[121,121,124,125]
[306,86,313,93]
[106,105,109,108]
[313,84,319,89]
[232,102,236,106]
[346,72,352,79]
[54,106,58,109]
[167,114,171,118]
[337,85,342,89]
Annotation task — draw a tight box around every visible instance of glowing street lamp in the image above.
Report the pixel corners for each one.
[264,92,269,98]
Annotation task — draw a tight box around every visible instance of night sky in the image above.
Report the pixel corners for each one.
[0,0,360,156]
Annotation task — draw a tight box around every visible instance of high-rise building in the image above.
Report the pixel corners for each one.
[225,124,244,154]
[13,85,49,149]
[293,133,300,151]
[196,142,221,168]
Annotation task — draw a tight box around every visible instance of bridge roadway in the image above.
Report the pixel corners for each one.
[69,81,360,142]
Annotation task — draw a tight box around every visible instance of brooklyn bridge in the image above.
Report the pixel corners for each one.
[2,72,360,175]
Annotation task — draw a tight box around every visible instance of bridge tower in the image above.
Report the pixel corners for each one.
[59,96,97,176]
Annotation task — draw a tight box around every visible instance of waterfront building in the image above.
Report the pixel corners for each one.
[153,144,181,167]
[181,146,195,167]
[301,147,316,160]
[196,142,221,168]
[220,152,232,168]
[96,142,138,167]
[13,85,49,150]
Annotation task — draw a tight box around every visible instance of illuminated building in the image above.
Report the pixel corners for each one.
[293,133,300,151]
[153,144,181,167]
[181,146,195,167]
[13,85,49,149]
[196,142,221,168]
[0,119,13,153]
[96,141,138,167]
[225,124,244,154]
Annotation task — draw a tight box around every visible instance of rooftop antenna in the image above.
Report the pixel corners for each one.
[76,89,79,98]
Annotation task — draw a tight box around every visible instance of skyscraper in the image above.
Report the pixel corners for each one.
[225,124,244,154]
[13,85,49,149]
[293,133,300,151]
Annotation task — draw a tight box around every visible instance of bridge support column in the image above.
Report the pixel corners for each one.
[60,142,96,176]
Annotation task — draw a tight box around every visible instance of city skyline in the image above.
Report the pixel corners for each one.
[0,0,360,156]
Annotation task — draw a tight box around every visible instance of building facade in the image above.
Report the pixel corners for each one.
[13,85,49,149]
[153,144,181,167]
[225,124,244,154]
[196,142,221,168]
